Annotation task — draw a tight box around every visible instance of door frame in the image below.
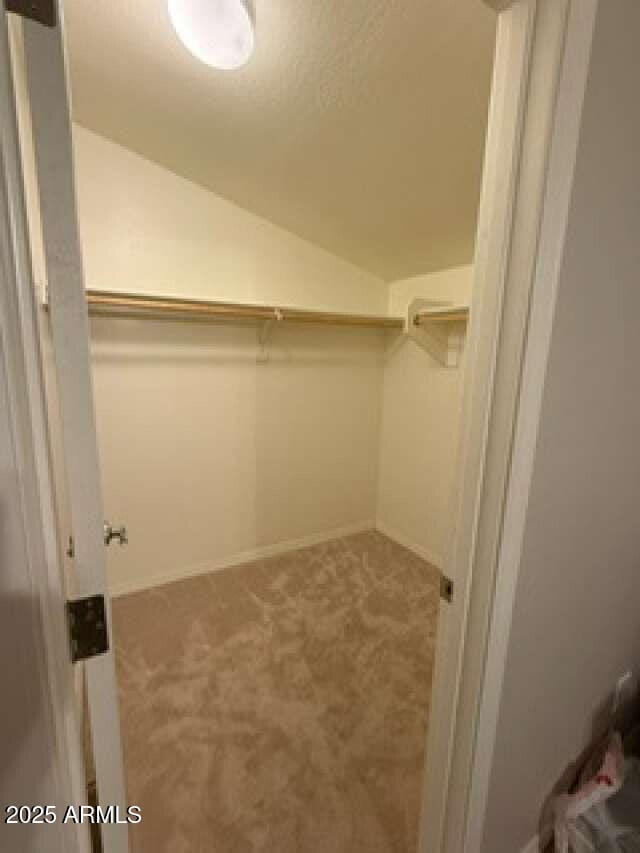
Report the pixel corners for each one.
[421,0,598,851]
[460,1,598,849]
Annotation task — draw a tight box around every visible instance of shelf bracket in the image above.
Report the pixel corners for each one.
[257,308,282,363]
[407,299,468,367]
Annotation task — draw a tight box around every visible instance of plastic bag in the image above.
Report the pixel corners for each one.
[555,733,640,853]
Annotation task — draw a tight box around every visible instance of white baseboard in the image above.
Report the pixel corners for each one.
[110,520,375,597]
[374,519,443,570]
[521,836,540,853]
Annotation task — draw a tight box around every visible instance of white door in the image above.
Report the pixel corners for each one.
[8,5,130,852]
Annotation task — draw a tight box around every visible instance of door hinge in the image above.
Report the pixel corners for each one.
[440,574,454,604]
[5,0,56,27]
[67,595,109,663]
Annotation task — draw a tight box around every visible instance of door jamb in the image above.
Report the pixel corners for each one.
[462,1,598,848]
[419,0,594,850]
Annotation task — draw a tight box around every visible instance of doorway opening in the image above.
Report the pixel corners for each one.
[8,1,502,850]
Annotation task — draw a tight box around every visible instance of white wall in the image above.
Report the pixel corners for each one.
[71,128,388,594]
[91,317,384,594]
[377,265,472,566]
[482,2,640,849]
[73,126,387,315]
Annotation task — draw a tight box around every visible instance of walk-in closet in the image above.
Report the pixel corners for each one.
[13,1,497,850]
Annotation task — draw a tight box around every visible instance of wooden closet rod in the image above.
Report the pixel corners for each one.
[85,290,405,330]
[413,307,469,326]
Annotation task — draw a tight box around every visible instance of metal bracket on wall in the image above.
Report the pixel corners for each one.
[5,0,56,27]
[407,299,469,367]
[257,308,283,363]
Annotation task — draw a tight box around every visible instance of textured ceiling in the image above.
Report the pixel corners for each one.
[63,0,496,281]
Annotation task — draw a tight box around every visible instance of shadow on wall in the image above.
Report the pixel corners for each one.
[0,499,54,848]
[0,503,46,778]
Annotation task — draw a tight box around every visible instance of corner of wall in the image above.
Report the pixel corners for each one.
[375,263,474,568]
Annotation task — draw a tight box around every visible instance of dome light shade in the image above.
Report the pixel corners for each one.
[168,0,255,70]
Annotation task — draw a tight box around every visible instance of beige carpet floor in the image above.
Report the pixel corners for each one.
[112,530,440,853]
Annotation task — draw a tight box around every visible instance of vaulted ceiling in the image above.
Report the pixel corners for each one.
[64,0,496,281]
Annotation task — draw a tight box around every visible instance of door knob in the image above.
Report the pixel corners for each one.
[103,521,128,546]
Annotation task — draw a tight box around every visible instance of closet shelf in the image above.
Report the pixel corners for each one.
[84,290,405,330]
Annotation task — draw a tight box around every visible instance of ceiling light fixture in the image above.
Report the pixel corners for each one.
[168,0,255,71]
